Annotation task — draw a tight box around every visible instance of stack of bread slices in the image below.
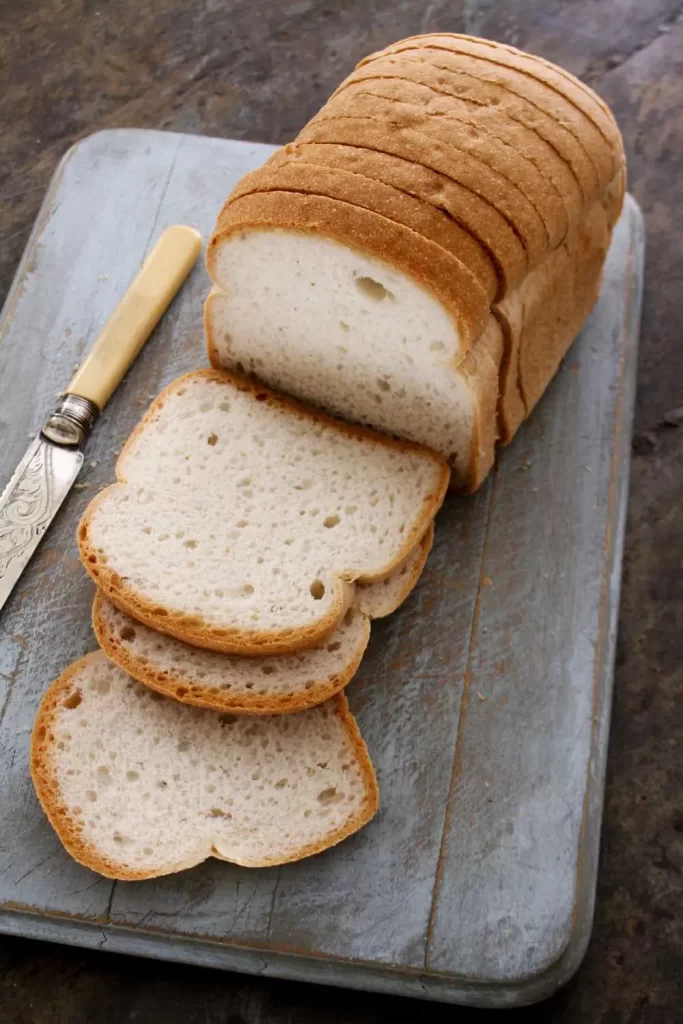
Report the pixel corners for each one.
[31,34,625,880]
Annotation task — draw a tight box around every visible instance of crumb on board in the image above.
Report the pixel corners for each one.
[73,482,89,490]
[482,576,493,587]
[477,692,486,701]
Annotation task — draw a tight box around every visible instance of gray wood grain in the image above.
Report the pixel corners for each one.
[0,130,643,1007]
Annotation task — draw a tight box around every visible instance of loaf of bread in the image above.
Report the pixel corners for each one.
[206,33,625,489]
[78,370,447,656]
[31,653,378,877]
[92,525,433,714]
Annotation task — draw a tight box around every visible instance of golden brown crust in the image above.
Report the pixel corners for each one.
[333,57,586,236]
[303,98,549,266]
[494,197,611,443]
[362,35,621,181]
[351,49,603,206]
[275,139,527,295]
[77,369,449,655]
[294,117,532,288]
[31,653,379,878]
[229,150,498,301]
[212,190,490,354]
[455,315,504,493]
[92,591,372,715]
[322,78,567,251]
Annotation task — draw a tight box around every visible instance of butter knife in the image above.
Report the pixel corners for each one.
[0,224,201,614]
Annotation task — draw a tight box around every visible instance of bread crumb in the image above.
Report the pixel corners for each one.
[476,692,486,702]
[89,461,98,470]
[74,482,89,491]
[484,782,490,788]
[482,576,492,587]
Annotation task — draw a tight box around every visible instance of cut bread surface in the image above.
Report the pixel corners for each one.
[206,265,504,490]
[78,371,448,655]
[93,525,434,715]
[31,653,379,878]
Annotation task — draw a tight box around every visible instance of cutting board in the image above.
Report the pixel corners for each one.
[0,129,643,1008]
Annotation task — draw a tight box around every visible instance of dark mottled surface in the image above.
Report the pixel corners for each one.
[1,1,682,1020]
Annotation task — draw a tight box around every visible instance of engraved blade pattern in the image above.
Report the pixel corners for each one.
[0,437,83,612]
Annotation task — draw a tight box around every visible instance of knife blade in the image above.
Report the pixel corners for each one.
[0,224,201,615]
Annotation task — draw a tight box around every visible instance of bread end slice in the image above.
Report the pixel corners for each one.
[31,653,379,878]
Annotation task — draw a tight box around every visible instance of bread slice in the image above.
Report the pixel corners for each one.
[206,282,503,489]
[78,371,448,655]
[92,526,434,714]
[31,652,379,878]
[212,190,490,357]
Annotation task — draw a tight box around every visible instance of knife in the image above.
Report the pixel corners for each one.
[0,224,202,615]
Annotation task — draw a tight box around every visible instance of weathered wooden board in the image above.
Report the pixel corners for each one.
[0,130,643,1008]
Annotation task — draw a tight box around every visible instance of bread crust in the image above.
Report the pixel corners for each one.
[301,102,549,266]
[494,197,611,442]
[351,49,602,204]
[78,369,449,656]
[361,35,621,181]
[274,139,528,295]
[322,79,568,251]
[333,58,585,234]
[30,652,379,878]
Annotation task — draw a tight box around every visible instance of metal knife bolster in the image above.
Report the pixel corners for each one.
[41,394,100,447]
[0,396,99,610]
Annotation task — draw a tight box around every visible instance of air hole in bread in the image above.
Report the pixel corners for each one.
[184,539,197,549]
[261,665,276,676]
[118,624,136,643]
[112,832,131,844]
[323,515,340,529]
[86,789,97,802]
[207,433,218,446]
[126,770,139,782]
[339,321,350,332]
[354,276,393,302]
[317,786,339,805]
[96,766,110,783]
[376,378,391,392]
[310,579,325,600]
[326,641,341,652]
[430,341,445,353]
[176,687,188,699]
[62,690,82,710]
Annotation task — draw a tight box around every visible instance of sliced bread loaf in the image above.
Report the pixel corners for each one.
[78,371,448,655]
[92,525,434,714]
[31,652,378,877]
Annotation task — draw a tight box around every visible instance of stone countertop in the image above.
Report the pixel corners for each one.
[1,2,682,1021]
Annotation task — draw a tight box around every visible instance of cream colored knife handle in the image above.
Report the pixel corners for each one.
[66,225,201,410]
